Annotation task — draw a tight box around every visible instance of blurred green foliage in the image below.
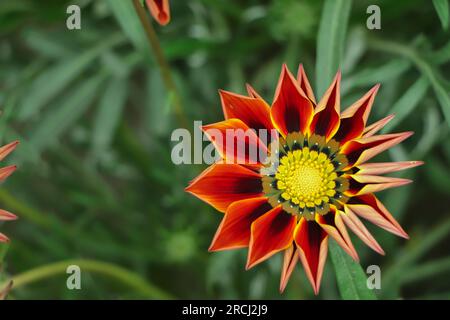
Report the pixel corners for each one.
[0,0,449,299]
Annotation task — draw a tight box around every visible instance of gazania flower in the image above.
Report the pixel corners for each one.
[146,0,170,26]
[0,141,19,243]
[185,64,422,294]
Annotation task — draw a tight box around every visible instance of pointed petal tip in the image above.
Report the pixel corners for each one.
[399,230,410,239]
[0,210,17,221]
[313,285,320,295]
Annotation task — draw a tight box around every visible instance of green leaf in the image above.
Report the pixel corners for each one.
[30,74,106,151]
[433,0,449,30]
[341,59,410,95]
[383,218,450,290]
[19,34,124,120]
[368,38,450,127]
[401,257,450,285]
[91,77,128,156]
[382,77,429,132]
[107,0,148,54]
[316,0,352,96]
[329,240,377,300]
[0,243,9,264]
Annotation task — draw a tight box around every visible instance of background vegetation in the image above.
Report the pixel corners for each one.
[0,0,449,299]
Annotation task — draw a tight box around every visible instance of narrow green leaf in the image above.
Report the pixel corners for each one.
[432,41,450,64]
[382,77,429,132]
[30,74,106,151]
[23,29,73,58]
[341,59,410,95]
[433,0,449,30]
[383,218,450,289]
[107,0,148,54]
[368,38,450,127]
[316,0,352,96]
[92,77,128,156]
[19,34,124,120]
[146,69,170,136]
[424,155,450,195]
[0,243,9,264]
[329,240,377,300]
[412,105,443,158]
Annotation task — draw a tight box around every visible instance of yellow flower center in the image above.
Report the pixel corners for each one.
[275,147,337,209]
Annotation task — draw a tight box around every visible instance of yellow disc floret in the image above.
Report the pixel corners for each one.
[275,147,337,209]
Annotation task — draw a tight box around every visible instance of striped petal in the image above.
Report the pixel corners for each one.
[220,90,274,132]
[362,114,395,138]
[185,164,263,212]
[202,118,268,166]
[0,233,9,243]
[0,209,17,221]
[247,207,296,269]
[0,165,16,182]
[294,218,328,295]
[146,0,170,25]
[341,206,384,255]
[347,194,408,239]
[309,72,341,140]
[279,244,299,293]
[356,161,424,175]
[341,131,413,167]
[316,209,359,261]
[347,174,412,196]
[334,84,379,145]
[209,197,272,251]
[0,141,19,161]
[246,84,264,100]
[297,64,316,104]
[270,64,314,136]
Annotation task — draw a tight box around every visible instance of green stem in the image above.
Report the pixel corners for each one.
[132,0,189,129]
[367,37,450,125]
[0,189,53,229]
[4,259,174,299]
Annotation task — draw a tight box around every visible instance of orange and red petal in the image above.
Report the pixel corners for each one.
[279,244,299,293]
[309,72,341,140]
[0,209,17,221]
[341,131,414,167]
[209,197,272,251]
[146,0,170,25]
[362,114,395,138]
[316,209,359,261]
[294,218,328,295]
[270,64,314,136]
[297,64,316,104]
[341,206,384,255]
[220,90,273,132]
[347,194,409,239]
[0,233,9,242]
[246,84,264,100]
[356,161,424,175]
[0,165,17,182]
[0,141,19,161]
[346,174,412,196]
[246,207,296,269]
[185,163,263,212]
[202,118,268,166]
[334,84,380,145]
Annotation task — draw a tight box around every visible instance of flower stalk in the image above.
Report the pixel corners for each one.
[132,0,188,129]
